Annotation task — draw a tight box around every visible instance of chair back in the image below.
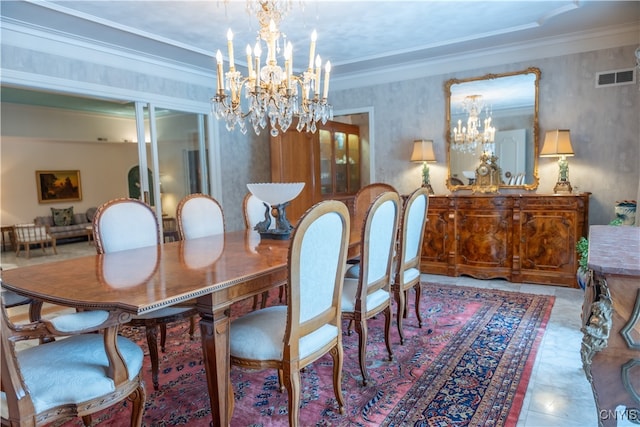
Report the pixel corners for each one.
[397,187,429,276]
[13,224,51,243]
[93,198,159,254]
[242,193,275,230]
[352,183,397,240]
[176,194,225,240]
[285,200,350,358]
[357,191,400,300]
[0,290,145,426]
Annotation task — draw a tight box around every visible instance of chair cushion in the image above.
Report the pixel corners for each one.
[48,310,110,333]
[401,267,420,284]
[1,334,143,415]
[345,263,360,279]
[51,207,74,226]
[341,277,390,313]
[230,306,338,361]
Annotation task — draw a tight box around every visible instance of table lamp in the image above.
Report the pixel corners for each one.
[540,129,575,194]
[410,139,436,194]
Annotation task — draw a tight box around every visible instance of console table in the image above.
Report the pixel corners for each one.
[581,225,640,426]
[421,193,590,287]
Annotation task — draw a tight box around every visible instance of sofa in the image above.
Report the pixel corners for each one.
[34,207,97,241]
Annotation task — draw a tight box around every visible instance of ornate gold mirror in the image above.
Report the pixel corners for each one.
[445,67,541,191]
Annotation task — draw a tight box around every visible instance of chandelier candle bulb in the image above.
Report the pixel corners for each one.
[226,29,235,71]
[246,45,253,77]
[308,30,317,70]
[254,42,261,88]
[216,50,224,95]
[315,55,322,96]
[323,61,331,99]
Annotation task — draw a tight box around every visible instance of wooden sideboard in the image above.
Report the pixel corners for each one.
[581,225,640,426]
[421,193,590,287]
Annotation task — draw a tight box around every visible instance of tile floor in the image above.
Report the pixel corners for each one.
[1,241,635,427]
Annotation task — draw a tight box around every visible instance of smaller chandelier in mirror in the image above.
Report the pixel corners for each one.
[213,0,332,137]
[451,94,496,153]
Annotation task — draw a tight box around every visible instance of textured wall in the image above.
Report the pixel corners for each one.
[329,45,640,226]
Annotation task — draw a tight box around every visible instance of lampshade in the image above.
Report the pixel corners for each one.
[410,140,436,162]
[540,130,574,157]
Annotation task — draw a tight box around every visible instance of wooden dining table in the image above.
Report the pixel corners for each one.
[1,227,359,426]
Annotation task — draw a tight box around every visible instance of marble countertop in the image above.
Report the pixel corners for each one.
[587,225,640,277]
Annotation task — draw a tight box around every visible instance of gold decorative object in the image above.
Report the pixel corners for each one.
[410,139,436,194]
[540,129,575,194]
[472,152,501,193]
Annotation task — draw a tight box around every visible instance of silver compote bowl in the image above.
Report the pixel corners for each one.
[246,182,305,240]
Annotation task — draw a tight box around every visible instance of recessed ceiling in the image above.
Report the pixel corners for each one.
[1,1,638,115]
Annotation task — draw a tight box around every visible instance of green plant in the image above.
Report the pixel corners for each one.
[576,236,589,274]
[576,218,624,274]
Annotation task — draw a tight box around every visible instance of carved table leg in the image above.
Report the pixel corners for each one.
[197,295,232,427]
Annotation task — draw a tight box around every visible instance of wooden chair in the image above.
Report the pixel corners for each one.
[0,297,145,426]
[242,192,285,309]
[341,191,400,386]
[351,183,397,248]
[13,224,57,259]
[93,198,198,391]
[176,193,224,240]
[229,200,350,426]
[392,187,429,345]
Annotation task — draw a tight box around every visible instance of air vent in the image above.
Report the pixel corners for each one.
[596,68,635,87]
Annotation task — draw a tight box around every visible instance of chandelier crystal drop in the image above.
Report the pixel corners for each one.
[451,95,496,153]
[212,0,332,137]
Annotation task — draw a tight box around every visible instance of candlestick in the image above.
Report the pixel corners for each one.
[308,30,317,70]
[227,29,235,71]
[314,55,321,97]
[246,44,253,77]
[323,61,331,99]
[215,50,224,95]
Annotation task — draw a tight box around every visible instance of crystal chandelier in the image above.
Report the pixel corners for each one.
[212,0,332,137]
[451,95,496,153]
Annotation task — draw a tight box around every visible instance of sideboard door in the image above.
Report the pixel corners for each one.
[454,196,513,280]
[518,195,589,287]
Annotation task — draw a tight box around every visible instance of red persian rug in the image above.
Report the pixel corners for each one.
[58,283,554,427]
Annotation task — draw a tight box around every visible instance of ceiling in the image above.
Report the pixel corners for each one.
[1,0,638,113]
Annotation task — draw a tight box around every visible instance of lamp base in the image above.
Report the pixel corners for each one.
[553,180,573,194]
[422,183,434,195]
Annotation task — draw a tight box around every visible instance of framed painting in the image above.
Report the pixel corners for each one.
[36,170,82,203]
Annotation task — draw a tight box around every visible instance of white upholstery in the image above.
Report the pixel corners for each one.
[364,199,396,283]
[341,278,389,312]
[100,245,158,288]
[230,306,339,360]
[96,202,158,253]
[244,194,275,230]
[179,196,224,240]
[403,194,427,264]
[48,310,109,333]
[0,334,143,415]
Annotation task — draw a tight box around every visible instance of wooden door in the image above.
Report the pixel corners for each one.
[270,130,321,224]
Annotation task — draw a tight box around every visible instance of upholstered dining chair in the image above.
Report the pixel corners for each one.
[93,197,198,391]
[341,191,400,386]
[13,223,57,259]
[0,296,146,426]
[350,183,397,255]
[176,193,224,241]
[392,187,429,345]
[242,192,285,309]
[229,200,350,426]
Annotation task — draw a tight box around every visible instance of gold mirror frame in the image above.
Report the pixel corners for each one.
[445,67,541,192]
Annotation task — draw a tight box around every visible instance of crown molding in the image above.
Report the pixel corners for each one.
[330,22,640,92]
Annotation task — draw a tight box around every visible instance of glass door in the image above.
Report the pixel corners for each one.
[134,103,211,241]
[318,121,361,198]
